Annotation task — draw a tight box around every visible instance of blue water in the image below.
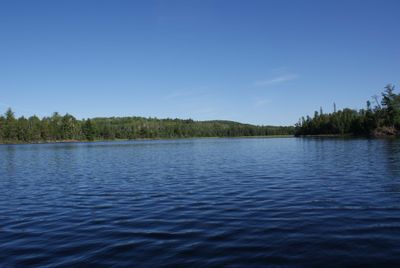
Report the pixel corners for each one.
[1,138,400,267]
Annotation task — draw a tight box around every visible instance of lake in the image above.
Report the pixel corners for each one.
[1,138,400,267]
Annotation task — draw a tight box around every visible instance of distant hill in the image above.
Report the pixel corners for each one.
[0,110,294,143]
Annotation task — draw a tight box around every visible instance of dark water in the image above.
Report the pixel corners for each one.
[1,138,400,267]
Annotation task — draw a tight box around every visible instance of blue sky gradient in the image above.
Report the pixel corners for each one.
[1,0,399,125]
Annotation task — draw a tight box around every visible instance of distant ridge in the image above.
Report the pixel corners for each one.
[0,109,294,144]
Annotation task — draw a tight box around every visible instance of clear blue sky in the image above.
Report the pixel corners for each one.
[1,0,399,125]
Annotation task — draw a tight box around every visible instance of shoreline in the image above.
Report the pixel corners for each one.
[296,134,400,139]
[0,135,295,145]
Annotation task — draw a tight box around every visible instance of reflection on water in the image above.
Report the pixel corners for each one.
[1,138,400,267]
[4,145,16,175]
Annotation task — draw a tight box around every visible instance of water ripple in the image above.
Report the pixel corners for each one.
[1,138,400,266]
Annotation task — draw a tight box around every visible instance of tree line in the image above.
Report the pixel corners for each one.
[0,110,294,143]
[295,84,400,137]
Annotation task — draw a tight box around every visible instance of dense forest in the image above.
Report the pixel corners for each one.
[0,110,294,143]
[295,84,400,137]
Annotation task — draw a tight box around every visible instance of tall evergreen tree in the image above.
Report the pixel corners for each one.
[4,108,17,141]
[83,119,95,141]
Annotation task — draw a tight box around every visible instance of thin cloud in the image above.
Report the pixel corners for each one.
[254,74,300,87]
[254,98,271,108]
[165,87,215,102]
[165,90,197,100]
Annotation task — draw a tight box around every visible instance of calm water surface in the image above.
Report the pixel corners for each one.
[1,138,400,267]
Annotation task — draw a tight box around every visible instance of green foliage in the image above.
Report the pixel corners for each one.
[295,84,400,136]
[82,119,95,141]
[4,108,17,141]
[0,109,294,143]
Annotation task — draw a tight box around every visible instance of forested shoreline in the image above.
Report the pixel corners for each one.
[0,110,294,144]
[295,84,400,137]
[2,83,398,144]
